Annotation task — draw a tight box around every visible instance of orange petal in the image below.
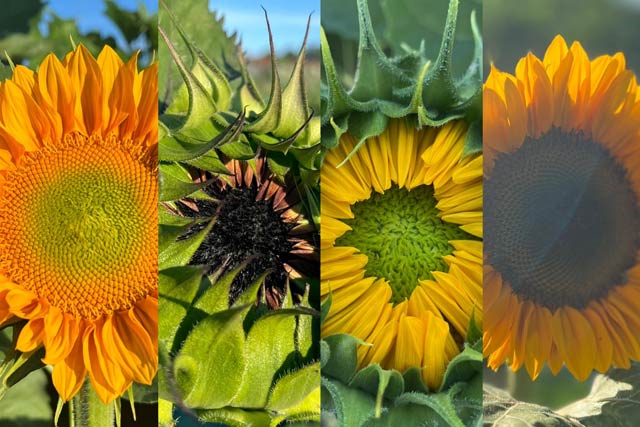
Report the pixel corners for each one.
[52,332,87,402]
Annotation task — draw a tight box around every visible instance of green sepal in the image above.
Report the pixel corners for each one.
[158,108,246,162]
[158,218,214,270]
[321,0,482,154]
[173,305,250,408]
[321,333,482,427]
[158,162,208,202]
[158,266,204,347]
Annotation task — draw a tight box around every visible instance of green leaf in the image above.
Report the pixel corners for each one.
[322,334,361,384]
[158,0,240,109]
[159,109,245,162]
[0,368,51,426]
[191,261,249,315]
[483,385,576,427]
[439,343,482,391]
[174,305,249,408]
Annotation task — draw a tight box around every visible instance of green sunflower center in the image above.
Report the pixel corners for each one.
[485,128,640,310]
[337,185,471,303]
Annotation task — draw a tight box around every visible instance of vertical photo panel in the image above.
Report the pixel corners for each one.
[158,0,320,425]
[0,0,158,426]
[320,0,483,425]
[483,0,640,425]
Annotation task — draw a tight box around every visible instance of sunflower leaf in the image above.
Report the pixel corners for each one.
[483,385,577,427]
[558,363,640,426]
[158,219,214,270]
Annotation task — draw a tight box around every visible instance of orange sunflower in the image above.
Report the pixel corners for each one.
[0,45,158,403]
[484,35,640,381]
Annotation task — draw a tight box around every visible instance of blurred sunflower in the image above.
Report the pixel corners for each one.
[484,35,640,381]
[0,45,158,403]
[321,119,482,390]
[174,155,318,308]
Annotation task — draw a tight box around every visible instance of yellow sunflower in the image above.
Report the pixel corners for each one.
[321,119,482,390]
[484,35,640,381]
[0,45,158,403]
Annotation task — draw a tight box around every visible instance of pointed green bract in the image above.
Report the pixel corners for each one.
[158,0,322,184]
[321,0,482,160]
[320,333,482,427]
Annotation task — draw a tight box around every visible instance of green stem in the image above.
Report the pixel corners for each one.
[70,381,115,427]
[507,368,518,397]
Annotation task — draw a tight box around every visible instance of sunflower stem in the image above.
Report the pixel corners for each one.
[71,381,115,427]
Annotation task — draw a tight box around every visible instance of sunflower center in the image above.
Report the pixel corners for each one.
[337,185,471,303]
[485,128,640,310]
[189,185,294,302]
[0,136,158,319]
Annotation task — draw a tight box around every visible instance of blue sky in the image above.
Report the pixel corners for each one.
[46,0,157,47]
[211,0,320,57]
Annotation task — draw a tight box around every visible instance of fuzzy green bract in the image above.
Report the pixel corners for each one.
[321,0,482,163]
[158,0,320,425]
[159,265,320,427]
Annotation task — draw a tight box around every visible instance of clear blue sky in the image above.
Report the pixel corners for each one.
[45,0,157,47]
[211,0,320,57]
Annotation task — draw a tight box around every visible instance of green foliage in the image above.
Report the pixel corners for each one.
[321,334,482,427]
[158,0,322,185]
[159,266,320,426]
[486,363,640,426]
[0,367,52,427]
[321,0,482,160]
[0,0,156,69]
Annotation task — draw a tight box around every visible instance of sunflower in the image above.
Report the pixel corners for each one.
[0,45,158,403]
[174,155,318,308]
[484,35,640,381]
[321,118,482,390]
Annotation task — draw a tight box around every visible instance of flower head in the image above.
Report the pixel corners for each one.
[321,119,482,390]
[484,35,640,380]
[176,155,318,308]
[0,45,158,403]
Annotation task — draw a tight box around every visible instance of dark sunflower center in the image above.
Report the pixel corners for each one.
[485,128,640,310]
[189,186,294,303]
[336,185,472,303]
